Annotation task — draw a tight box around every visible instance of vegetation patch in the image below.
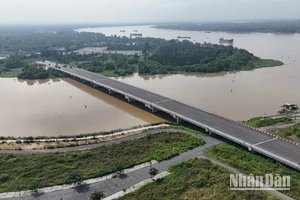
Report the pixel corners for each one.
[269,124,300,142]
[154,21,300,34]
[0,27,283,78]
[0,67,22,78]
[251,59,283,69]
[118,158,280,200]
[17,66,65,79]
[242,116,292,128]
[0,132,204,192]
[207,143,300,199]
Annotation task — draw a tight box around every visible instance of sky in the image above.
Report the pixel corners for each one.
[0,0,299,24]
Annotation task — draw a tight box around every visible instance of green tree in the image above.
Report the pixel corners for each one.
[68,170,83,185]
[29,179,40,194]
[148,167,159,180]
[90,191,105,200]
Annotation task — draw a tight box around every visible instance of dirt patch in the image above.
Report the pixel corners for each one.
[73,47,142,55]
[0,130,143,150]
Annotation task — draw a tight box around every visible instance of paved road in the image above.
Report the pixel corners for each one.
[38,61,300,170]
[1,132,221,200]
[200,155,294,200]
[3,136,292,200]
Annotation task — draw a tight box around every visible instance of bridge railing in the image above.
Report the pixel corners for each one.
[252,145,300,170]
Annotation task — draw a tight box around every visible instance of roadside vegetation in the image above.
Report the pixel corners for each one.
[242,116,292,128]
[278,109,296,114]
[118,158,280,200]
[207,143,300,199]
[269,124,300,142]
[0,132,204,192]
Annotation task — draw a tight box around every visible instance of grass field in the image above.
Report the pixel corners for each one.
[269,124,300,142]
[242,116,292,128]
[119,158,280,200]
[207,143,300,199]
[253,59,284,69]
[0,67,22,78]
[0,132,204,192]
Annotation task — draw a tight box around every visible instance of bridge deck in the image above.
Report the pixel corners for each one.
[257,139,300,162]
[40,61,300,170]
[154,100,273,144]
[68,67,169,103]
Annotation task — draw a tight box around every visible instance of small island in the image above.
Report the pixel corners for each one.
[0,26,283,79]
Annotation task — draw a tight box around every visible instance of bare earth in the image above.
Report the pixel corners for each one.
[73,47,142,55]
[0,130,143,150]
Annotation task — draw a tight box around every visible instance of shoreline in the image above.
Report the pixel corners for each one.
[0,58,284,79]
[153,26,300,34]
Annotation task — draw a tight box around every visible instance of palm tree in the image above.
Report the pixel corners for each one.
[90,191,105,200]
[69,170,83,185]
[149,167,159,180]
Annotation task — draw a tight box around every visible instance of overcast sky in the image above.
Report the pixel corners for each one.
[0,0,299,24]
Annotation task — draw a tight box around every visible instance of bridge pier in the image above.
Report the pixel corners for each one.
[108,89,116,95]
[173,115,184,123]
[145,104,159,113]
[125,95,135,103]
[205,128,213,136]
[248,146,252,152]
[151,107,159,113]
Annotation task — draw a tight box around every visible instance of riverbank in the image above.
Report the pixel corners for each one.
[0,124,170,150]
[153,20,300,34]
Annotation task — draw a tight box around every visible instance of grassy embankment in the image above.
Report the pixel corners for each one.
[207,143,300,199]
[252,59,284,69]
[0,132,204,192]
[269,124,300,142]
[242,116,292,128]
[118,158,280,200]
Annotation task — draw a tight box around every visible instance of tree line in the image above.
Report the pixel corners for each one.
[0,25,282,79]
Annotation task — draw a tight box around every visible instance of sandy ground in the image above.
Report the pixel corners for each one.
[0,130,143,150]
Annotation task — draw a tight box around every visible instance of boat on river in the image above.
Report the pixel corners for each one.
[219,37,234,44]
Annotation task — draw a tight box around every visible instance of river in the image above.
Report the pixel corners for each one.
[0,78,163,137]
[78,25,300,120]
[1,25,299,137]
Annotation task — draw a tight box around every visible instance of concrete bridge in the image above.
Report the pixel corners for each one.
[39,61,300,171]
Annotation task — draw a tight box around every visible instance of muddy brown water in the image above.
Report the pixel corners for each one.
[1,26,300,137]
[0,78,164,137]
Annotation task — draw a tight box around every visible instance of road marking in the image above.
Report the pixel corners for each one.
[153,99,172,104]
[253,137,278,147]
